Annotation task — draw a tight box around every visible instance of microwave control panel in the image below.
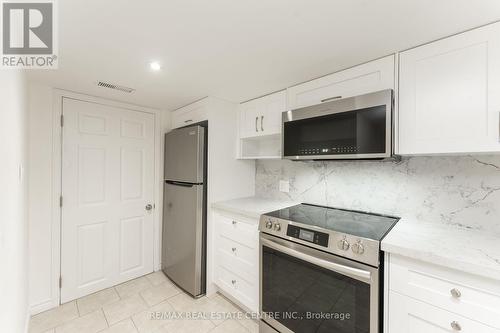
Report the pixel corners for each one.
[298,146,358,155]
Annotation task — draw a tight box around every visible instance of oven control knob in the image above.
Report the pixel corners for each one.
[352,241,365,255]
[265,220,273,229]
[273,223,281,231]
[337,239,350,251]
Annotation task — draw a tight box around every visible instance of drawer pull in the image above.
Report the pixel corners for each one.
[232,220,237,225]
[231,247,237,252]
[450,288,461,299]
[184,119,193,123]
[231,279,236,285]
[450,321,462,331]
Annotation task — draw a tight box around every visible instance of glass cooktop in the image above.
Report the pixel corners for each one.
[266,203,399,241]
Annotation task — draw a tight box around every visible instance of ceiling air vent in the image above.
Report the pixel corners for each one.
[96,81,135,93]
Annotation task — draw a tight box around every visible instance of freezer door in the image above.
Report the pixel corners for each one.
[164,126,204,183]
[162,182,205,296]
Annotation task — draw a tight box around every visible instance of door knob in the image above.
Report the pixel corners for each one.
[145,204,153,211]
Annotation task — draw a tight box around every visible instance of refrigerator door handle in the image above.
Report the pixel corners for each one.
[165,180,195,187]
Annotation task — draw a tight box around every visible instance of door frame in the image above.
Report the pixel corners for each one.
[50,89,163,307]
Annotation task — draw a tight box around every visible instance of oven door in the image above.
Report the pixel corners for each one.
[260,233,379,333]
[282,89,393,160]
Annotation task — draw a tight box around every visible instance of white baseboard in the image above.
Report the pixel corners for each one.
[29,299,58,316]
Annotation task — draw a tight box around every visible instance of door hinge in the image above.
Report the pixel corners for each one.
[59,276,62,289]
[60,114,64,127]
[59,195,63,207]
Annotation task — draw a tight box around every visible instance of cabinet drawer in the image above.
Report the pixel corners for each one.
[287,55,395,109]
[216,235,258,277]
[215,265,258,312]
[389,291,498,333]
[215,214,258,249]
[390,255,500,328]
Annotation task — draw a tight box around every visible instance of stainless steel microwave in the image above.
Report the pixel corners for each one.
[282,89,394,160]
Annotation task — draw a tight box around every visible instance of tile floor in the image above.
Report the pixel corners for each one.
[29,272,259,333]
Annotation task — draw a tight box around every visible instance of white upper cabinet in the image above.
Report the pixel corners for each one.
[287,55,395,110]
[239,90,286,138]
[398,22,500,155]
[171,98,209,129]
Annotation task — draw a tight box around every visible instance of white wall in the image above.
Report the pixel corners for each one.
[27,83,58,314]
[0,71,29,332]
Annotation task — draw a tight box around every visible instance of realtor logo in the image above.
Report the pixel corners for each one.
[1,0,58,68]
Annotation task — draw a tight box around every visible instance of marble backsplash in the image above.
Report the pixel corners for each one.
[255,155,500,234]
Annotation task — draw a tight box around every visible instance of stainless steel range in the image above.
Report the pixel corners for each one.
[258,204,399,333]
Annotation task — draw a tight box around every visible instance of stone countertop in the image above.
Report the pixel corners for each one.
[382,217,500,281]
[212,196,298,220]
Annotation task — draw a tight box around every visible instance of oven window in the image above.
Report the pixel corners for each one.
[283,105,387,157]
[262,245,370,333]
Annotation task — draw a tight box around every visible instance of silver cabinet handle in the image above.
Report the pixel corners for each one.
[184,119,193,123]
[261,115,264,131]
[231,279,236,285]
[261,237,371,283]
[145,204,153,211]
[450,288,461,298]
[451,321,462,331]
[255,117,258,132]
[231,247,236,252]
[321,96,342,103]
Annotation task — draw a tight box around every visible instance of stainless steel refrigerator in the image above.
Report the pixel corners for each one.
[162,125,207,297]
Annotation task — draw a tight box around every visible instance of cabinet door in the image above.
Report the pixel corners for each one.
[398,22,500,154]
[287,55,395,110]
[171,100,208,129]
[388,291,497,333]
[239,90,286,138]
[261,90,286,136]
[239,100,260,138]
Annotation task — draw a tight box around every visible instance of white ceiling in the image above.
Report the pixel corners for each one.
[28,0,500,111]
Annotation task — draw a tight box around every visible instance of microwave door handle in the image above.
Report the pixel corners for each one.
[261,238,372,283]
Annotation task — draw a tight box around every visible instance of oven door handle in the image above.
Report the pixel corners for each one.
[261,238,372,284]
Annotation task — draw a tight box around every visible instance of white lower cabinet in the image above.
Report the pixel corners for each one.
[389,291,497,333]
[387,255,500,332]
[213,210,259,312]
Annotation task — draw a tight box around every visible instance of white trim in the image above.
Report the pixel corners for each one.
[24,307,30,333]
[46,89,162,309]
[383,252,390,333]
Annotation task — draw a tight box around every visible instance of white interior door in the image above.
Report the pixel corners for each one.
[61,98,155,303]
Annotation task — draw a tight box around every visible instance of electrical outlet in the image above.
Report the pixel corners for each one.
[279,180,290,193]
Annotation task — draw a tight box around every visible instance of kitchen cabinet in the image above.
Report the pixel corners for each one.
[171,98,209,129]
[398,21,500,155]
[389,291,497,333]
[386,255,500,332]
[286,55,395,110]
[239,90,286,138]
[237,90,286,159]
[213,209,259,312]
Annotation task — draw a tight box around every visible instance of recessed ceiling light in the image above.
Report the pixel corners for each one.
[149,61,161,71]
